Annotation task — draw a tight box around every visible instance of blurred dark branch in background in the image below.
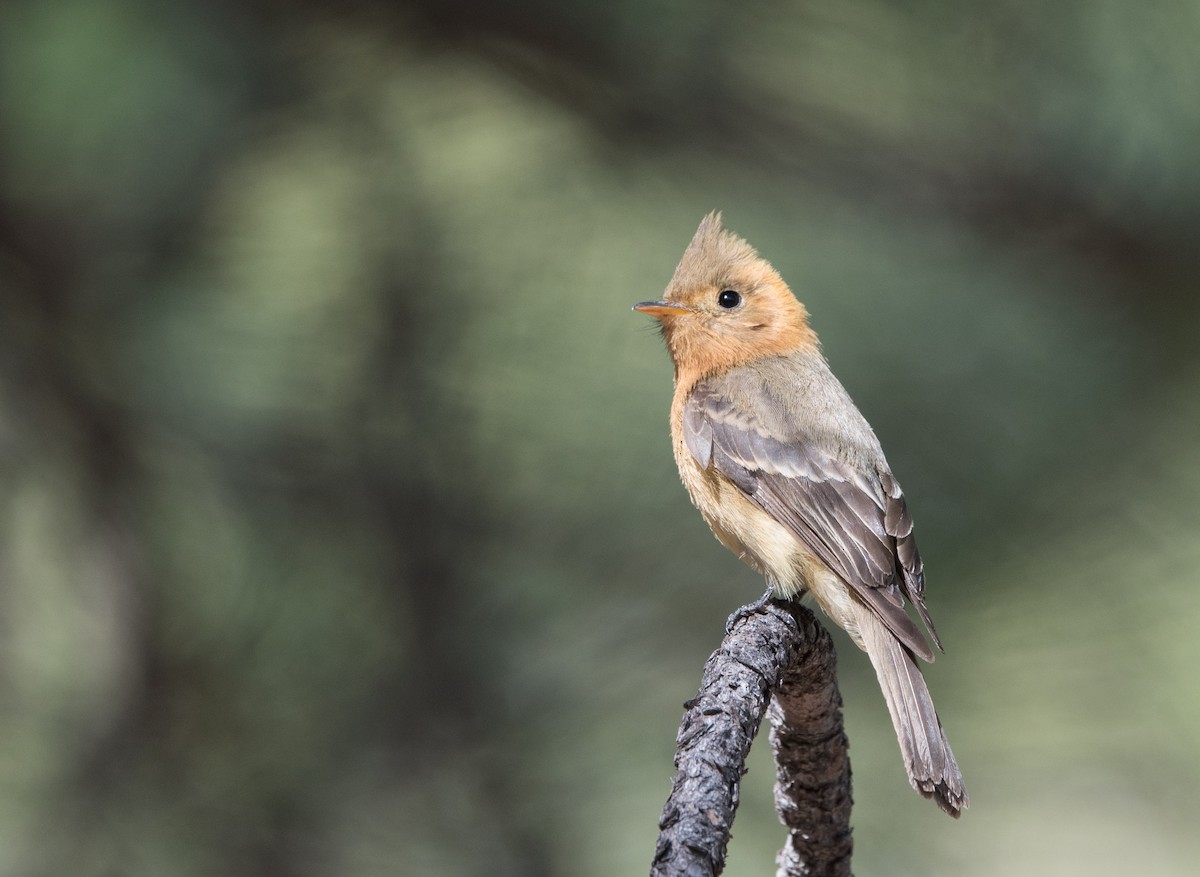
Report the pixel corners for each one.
[653,602,850,877]
[0,4,554,868]
[369,0,1200,335]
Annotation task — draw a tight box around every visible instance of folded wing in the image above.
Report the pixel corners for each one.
[683,377,941,661]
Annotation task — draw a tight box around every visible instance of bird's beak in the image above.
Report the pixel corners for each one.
[633,300,691,317]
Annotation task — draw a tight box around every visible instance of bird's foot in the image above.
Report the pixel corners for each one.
[724,584,780,634]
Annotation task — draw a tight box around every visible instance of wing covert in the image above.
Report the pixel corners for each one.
[685,377,938,660]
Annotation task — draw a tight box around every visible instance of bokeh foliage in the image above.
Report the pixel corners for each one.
[3,1,1200,874]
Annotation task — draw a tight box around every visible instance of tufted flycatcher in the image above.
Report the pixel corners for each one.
[634,212,967,816]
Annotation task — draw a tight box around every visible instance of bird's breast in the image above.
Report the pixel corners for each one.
[669,398,861,641]
[669,411,797,587]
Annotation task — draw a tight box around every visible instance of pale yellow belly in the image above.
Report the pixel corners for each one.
[678,450,863,648]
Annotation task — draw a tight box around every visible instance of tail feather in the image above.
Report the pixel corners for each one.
[856,605,968,817]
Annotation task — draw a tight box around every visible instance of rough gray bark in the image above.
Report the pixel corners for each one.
[769,611,853,877]
[650,600,852,877]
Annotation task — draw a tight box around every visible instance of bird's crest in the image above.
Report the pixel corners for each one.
[668,211,763,296]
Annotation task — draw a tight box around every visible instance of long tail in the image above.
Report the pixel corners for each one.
[856,604,969,817]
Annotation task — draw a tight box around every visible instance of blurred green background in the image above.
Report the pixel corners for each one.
[3,1,1200,874]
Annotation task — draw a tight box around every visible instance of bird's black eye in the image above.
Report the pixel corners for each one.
[717,289,741,309]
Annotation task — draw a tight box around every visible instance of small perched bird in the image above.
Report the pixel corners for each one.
[635,212,967,816]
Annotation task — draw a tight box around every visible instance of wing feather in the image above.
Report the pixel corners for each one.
[685,378,939,661]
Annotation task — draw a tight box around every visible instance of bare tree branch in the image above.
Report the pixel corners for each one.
[651,600,852,877]
[770,613,853,877]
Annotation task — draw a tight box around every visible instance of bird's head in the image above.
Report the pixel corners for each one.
[634,212,817,381]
